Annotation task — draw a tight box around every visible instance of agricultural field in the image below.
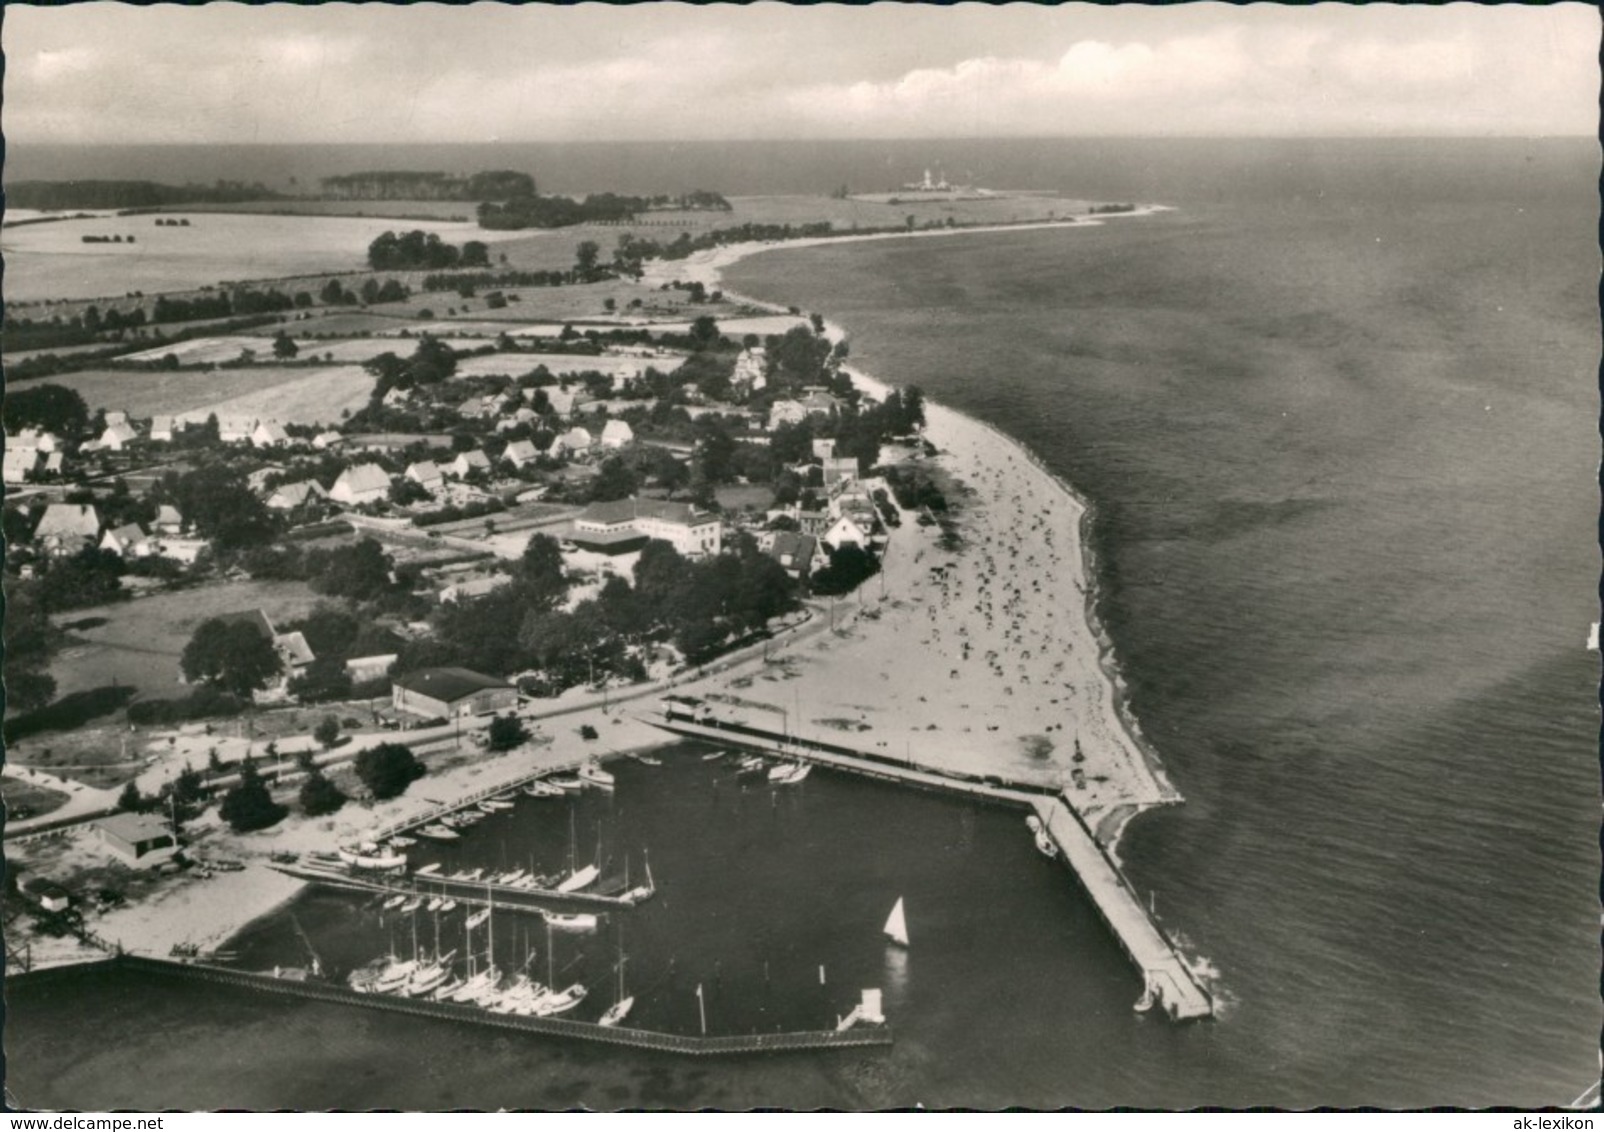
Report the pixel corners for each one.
[0,212,529,303]
[47,579,327,705]
[37,364,373,425]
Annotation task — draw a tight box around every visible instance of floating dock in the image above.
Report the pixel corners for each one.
[652,710,1214,1022]
[10,956,891,1057]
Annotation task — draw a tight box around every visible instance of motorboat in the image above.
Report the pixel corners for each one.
[479,799,514,813]
[417,824,460,842]
[633,754,663,767]
[542,911,599,932]
[524,780,564,798]
[1026,814,1058,859]
[390,836,416,848]
[547,775,584,792]
[338,846,407,871]
[578,762,616,790]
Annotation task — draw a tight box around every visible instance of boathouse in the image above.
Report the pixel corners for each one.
[93,813,180,868]
[391,667,517,720]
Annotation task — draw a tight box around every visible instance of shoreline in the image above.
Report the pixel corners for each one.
[649,210,1180,856]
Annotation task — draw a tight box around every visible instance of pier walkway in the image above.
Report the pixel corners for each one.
[9,956,892,1057]
[652,712,1213,1022]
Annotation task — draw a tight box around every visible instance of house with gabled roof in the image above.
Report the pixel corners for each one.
[502,440,539,469]
[767,531,820,580]
[252,421,291,448]
[149,417,175,442]
[328,463,392,505]
[449,450,491,479]
[265,481,328,511]
[4,449,41,485]
[100,523,155,558]
[405,460,443,489]
[600,420,635,449]
[33,503,100,556]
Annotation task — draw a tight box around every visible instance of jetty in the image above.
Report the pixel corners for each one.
[651,704,1214,1022]
[271,856,645,913]
[10,956,891,1057]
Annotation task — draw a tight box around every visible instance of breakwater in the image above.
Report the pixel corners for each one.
[650,710,1213,1022]
[7,954,893,1057]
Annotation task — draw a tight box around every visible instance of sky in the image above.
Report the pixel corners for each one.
[4,2,1598,144]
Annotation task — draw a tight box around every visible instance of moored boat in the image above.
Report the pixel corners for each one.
[547,775,584,792]
[1026,813,1058,859]
[542,910,599,932]
[578,762,615,789]
[524,780,564,798]
[556,863,599,894]
[415,862,442,876]
[417,824,460,842]
[338,846,407,871]
[532,983,588,1017]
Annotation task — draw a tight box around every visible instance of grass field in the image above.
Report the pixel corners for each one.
[49,579,327,706]
[0,212,529,303]
[0,775,72,819]
[37,364,374,425]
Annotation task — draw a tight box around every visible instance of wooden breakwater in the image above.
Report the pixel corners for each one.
[651,711,1214,1022]
[19,955,890,1057]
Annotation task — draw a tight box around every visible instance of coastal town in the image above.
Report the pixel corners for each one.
[3,164,1201,1052]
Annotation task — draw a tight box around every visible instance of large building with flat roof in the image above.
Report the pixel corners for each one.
[392,667,517,720]
[571,498,722,558]
[94,813,180,868]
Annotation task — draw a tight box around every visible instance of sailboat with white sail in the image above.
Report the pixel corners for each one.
[884,897,909,948]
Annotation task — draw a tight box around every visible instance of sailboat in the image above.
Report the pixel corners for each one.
[620,849,656,905]
[556,811,600,893]
[599,921,634,1027]
[884,897,909,948]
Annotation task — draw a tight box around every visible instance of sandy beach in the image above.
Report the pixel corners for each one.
[638,215,1178,845]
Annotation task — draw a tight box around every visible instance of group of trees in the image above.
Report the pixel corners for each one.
[4,585,57,713]
[6,178,279,210]
[159,464,279,552]
[477,190,728,231]
[363,335,460,398]
[367,230,491,271]
[4,383,91,438]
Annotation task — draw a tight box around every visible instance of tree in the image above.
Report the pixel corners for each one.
[3,383,90,438]
[271,331,299,360]
[486,715,528,752]
[166,465,277,550]
[219,756,287,833]
[515,533,568,612]
[574,240,601,280]
[314,715,341,750]
[811,543,880,596]
[180,618,283,699]
[689,315,720,350]
[117,782,146,813]
[354,743,426,800]
[298,766,346,817]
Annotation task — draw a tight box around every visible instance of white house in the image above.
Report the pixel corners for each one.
[311,431,344,450]
[767,400,807,429]
[449,451,491,478]
[252,421,290,448]
[154,505,185,535]
[14,429,61,453]
[33,504,101,556]
[219,418,256,444]
[328,463,392,505]
[345,654,398,684]
[265,481,327,511]
[149,417,175,443]
[100,523,155,558]
[4,449,41,484]
[405,461,443,490]
[733,346,768,393]
[555,427,593,456]
[104,410,129,428]
[600,420,635,449]
[95,422,141,451]
[502,440,539,469]
[823,513,873,550]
